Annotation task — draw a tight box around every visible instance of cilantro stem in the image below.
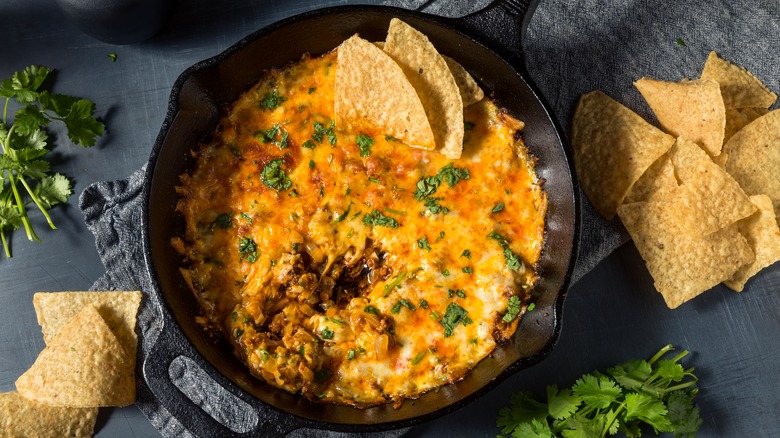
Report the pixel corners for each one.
[3,97,8,124]
[18,176,56,229]
[648,344,674,365]
[0,229,9,258]
[7,171,39,241]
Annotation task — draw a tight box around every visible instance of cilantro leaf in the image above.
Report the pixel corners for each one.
[624,392,672,433]
[502,295,522,323]
[496,392,548,434]
[259,90,286,110]
[14,106,49,135]
[666,390,703,437]
[571,374,621,410]
[440,302,472,337]
[238,236,258,263]
[417,237,431,251]
[356,134,374,157]
[362,209,399,228]
[61,99,104,146]
[33,174,71,209]
[260,158,292,191]
[546,385,580,421]
[438,163,470,187]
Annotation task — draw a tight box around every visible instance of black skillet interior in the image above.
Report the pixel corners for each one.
[143,2,578,436]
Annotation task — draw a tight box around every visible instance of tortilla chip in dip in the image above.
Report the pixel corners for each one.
[572,90,676,219]
[0,391,97,438]
[442,55,484,107]
[634,78,726,156]
[722,109,780,219]
[384,18,464,158]
[335,34,435,150]
[15,304,135,407]
[701,51,777,109]
[668,136,755,237]
[617,200,754,309]
[725,195,780,292]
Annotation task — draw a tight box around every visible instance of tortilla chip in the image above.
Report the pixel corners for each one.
[34,291,141,359]
[617,200,754,309]
[335,34,435,150]
[16,305,135,407]
[722,109,780,218]
[0,391,97,438]
[725,195,780,292]
[669,137,755,237]
[701,51,777,109]
[442,55,484,107]
[624,154,679,203]
[572,91,676,219]
[384,18,464,158]
[724,107,768,143]
[634,78,726,156]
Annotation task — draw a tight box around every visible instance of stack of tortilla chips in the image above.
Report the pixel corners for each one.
[1,291,141,437]
[573,52,780,308]
[334,18,484,160]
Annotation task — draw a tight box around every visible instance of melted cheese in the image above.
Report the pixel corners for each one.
[174,50,547,407]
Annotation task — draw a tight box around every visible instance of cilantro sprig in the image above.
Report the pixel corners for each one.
[496,345,702,438]
[0,65,104,257]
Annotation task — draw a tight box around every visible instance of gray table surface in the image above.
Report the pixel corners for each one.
[1,1,779,437]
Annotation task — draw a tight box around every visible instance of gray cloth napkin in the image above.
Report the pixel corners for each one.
[79,0,779,436]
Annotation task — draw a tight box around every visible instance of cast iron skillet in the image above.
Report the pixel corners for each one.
[142,1,580,436]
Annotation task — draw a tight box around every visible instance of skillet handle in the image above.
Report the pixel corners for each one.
[142,320,303,437]
[455,0,539,72]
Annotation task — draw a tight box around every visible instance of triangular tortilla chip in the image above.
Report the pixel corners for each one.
[384,18,464,159]
[335,34,435,151]
[624,154,680,204]
[722,109,780,219]
[16,305,135,407]
[635,78,726,156]
[669,137,755,237]
[572,91,676,219]
[701,51,777,109]
[0,391,97,438]
[442,55,484,107]
[724,107,768,143]
[617,200,754,309]
[33,291,141,360]
[725,195,780,292]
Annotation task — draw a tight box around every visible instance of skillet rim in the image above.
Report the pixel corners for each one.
[141,3,581,433]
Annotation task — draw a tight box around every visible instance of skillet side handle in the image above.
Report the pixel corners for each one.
[456,0,539,72]
[142,323,302,437]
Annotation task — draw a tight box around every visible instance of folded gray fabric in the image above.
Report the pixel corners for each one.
[80,0,779,436]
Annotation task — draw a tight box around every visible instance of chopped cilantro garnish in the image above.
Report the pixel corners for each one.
[502,295,522,323]
[435,231,445,242]
[108,53,118,62]
[417,237,431,251]
[308,87,317,94]
[385,208,406,215]
[309,159,315,169]
[492,202,505,213]
[347,349,356,360]
[362,209,399,228]
[440,302,472,337]
[461,249,471,259]
[438,163,470,187]
[302,139,317,149]
[449,289,466,298]
[260,158,292,191]
[334,202,353,223]
[383,270,408,296]
[259,90,286,110]
[238,236,258,263]
[442,270,450,277]
[488,231,524,271]
[419,299,429,309]
[240,212,253,225]
[462,267,473,274]
[356,134,374,157]
[364,305,380,315]
[411,351,426,365]
[414,176,441,200]
[676,37,686,47]
[391,299,416,314]
[320,327,334,340]
[527,302,536,311]
[325,316,346,326]
[385,135,398,141]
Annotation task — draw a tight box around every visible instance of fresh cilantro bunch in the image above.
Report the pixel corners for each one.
[0,65,104,257]
[497,345,702,438]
